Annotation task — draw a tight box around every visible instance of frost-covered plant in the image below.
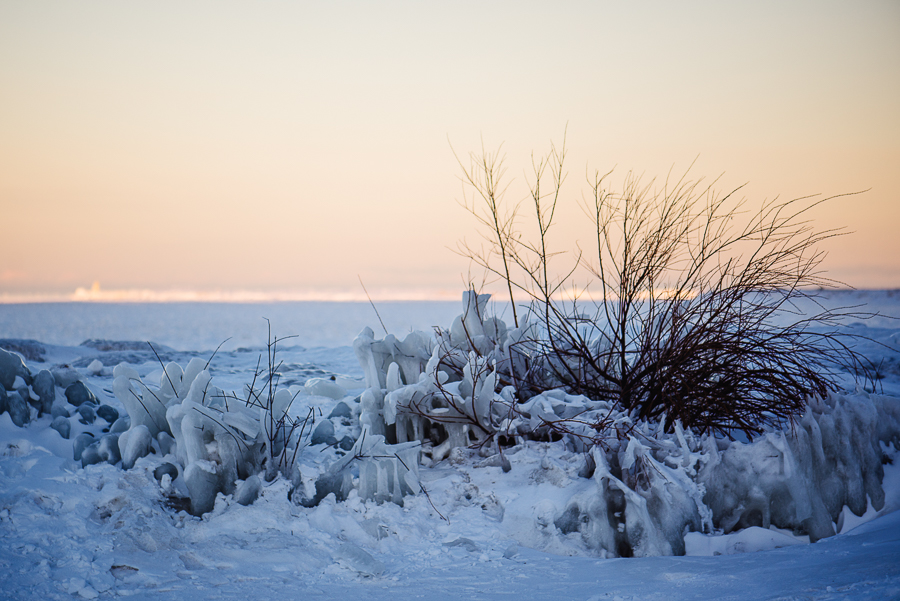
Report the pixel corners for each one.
[111,329,425,515]
[113,355,262,515]
[111,333,317,514]
[355,290,630,459]
[233,321,313,482]
[355,291,522,461]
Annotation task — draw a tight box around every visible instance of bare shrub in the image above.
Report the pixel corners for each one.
[456,137,875,438]
[237,320,313,480]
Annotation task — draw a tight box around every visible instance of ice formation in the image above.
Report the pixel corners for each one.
[700,391,900,541]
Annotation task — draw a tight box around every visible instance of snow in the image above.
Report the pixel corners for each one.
[1,291,900,599]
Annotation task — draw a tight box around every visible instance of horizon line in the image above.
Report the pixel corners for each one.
[0,284,892,305]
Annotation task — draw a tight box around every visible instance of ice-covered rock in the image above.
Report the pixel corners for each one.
[109,416,131,434]
[19,384,37,413]
[96,404,119,423]
[31,369,56,416]
[328,401,352,419]
[81,434,121,468]
[73,433,96,461]
[153,462,179,482]
[77,404,96,425]
[311,419,336,446]
[0,338,45,362]
[294,465,353,507]
[0,347,31,390]
[50,415,71,439]
[87,359,104,376]
[50,403,69,419]
[65,381,97,407]
[52,365,80,389]
[6,390,30,427]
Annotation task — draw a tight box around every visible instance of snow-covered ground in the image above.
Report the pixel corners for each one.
[1,291,899,600]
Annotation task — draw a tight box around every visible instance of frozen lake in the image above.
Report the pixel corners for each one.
[2,289,896,352]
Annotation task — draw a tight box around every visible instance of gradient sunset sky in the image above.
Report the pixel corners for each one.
[1,1,898,301]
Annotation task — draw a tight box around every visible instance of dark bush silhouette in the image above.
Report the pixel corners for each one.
[456,137,874,438]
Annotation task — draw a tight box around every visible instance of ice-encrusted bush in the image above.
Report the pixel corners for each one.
[112,358,263,514]
[112,341,423,515]
[354,291,900,556]
[548,392,899,555]
[355,290,524,461]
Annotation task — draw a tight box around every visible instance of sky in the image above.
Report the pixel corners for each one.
[1,0,898,301]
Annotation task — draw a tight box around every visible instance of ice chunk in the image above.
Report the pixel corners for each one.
[333,543,384,576]
[684,527,806,556]
[385,362,403,392]
[178,357,207,399]
[305,378,346,400]
[343,425,420,506]
[87,359,104,376]
[234,475,261,506]
[159,362,184,402]
[222,409,260,439]
[112,363,139,381]
[157,430,176,456]
[353,328,392,390]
